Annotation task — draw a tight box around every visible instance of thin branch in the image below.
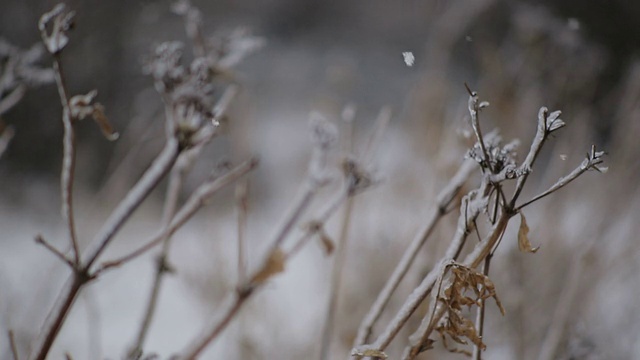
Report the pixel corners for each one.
[84,138,181,269]
[319,195,354,360]
[97,158,258,272]
[319,107,357,360]
[30,138,180,360]
[0,84,27,116]
[266,113,338,254]
[465,84,492,173]
[128,149,193,357]
[179,290,251,360]
[515,152,604,212]
[28,274,85,360]
[178,116,372,358]
[509,107,562,208]
[287,190,348,258]
[35,234,75,268]
[51,44,80,265]
[8,330,19,360]
[353,159,476,346]
[177,171,362,359]
[472,254,492,360]
[236,181,249,285]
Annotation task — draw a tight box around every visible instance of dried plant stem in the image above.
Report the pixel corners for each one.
[401,262,451,360]
[84,138,180,269]
[0,84,27,116]
[515,160,602,212]
[320,196,355,360]
[270,183,317,252]
[179,290,250,360]
[8,330,19,360]
[403,300,448,360]
[287,190,348,257]
[129,150,190,357]
[236,181,249,284]
[472,254,492,360]
[52,55,80,265]
[97,158,258,272]
[30,139,180,360]
[178,184,352,359]
[29,274,85,360]
[353,159,476,346]
[509,108,549,208]
[35,234,74,268]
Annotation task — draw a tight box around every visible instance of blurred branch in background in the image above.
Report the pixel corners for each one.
[1,0,639,359]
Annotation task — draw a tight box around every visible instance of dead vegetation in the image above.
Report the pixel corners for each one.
[3,1,638,360]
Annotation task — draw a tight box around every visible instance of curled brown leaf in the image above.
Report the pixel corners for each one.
[518,212,539,253]
[250,249,285,285]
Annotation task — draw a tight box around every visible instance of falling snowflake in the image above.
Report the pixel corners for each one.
[402,52,415,67]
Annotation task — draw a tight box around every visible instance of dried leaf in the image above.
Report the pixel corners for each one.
[318,231,335,255]
[518,212,539,253]
[92,104,119,141]
[69,90,119,141]
[250,249,285,285]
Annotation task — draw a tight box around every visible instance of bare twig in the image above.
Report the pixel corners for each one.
[515,146,605,211]
[353,158,476,346]
[0,84,27,116]
[266,113,338,255]
[319,196,354,360]
[128,148,193,358]
[84,138,181,269]
[97,158,258,272]
[287,190,349,257]
[465,84,492,172]
[179,290,251,360]
[177,163,367,359]
[29,274,85,360]
[319,106,357,360]
[472,254,492,360]
[8,330,20,360]
[35,234,74,268]
[53,56,81,265]
[509,107,565,208]
[176,115,380,358]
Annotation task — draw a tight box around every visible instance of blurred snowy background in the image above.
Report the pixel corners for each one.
[1,0,640,359]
